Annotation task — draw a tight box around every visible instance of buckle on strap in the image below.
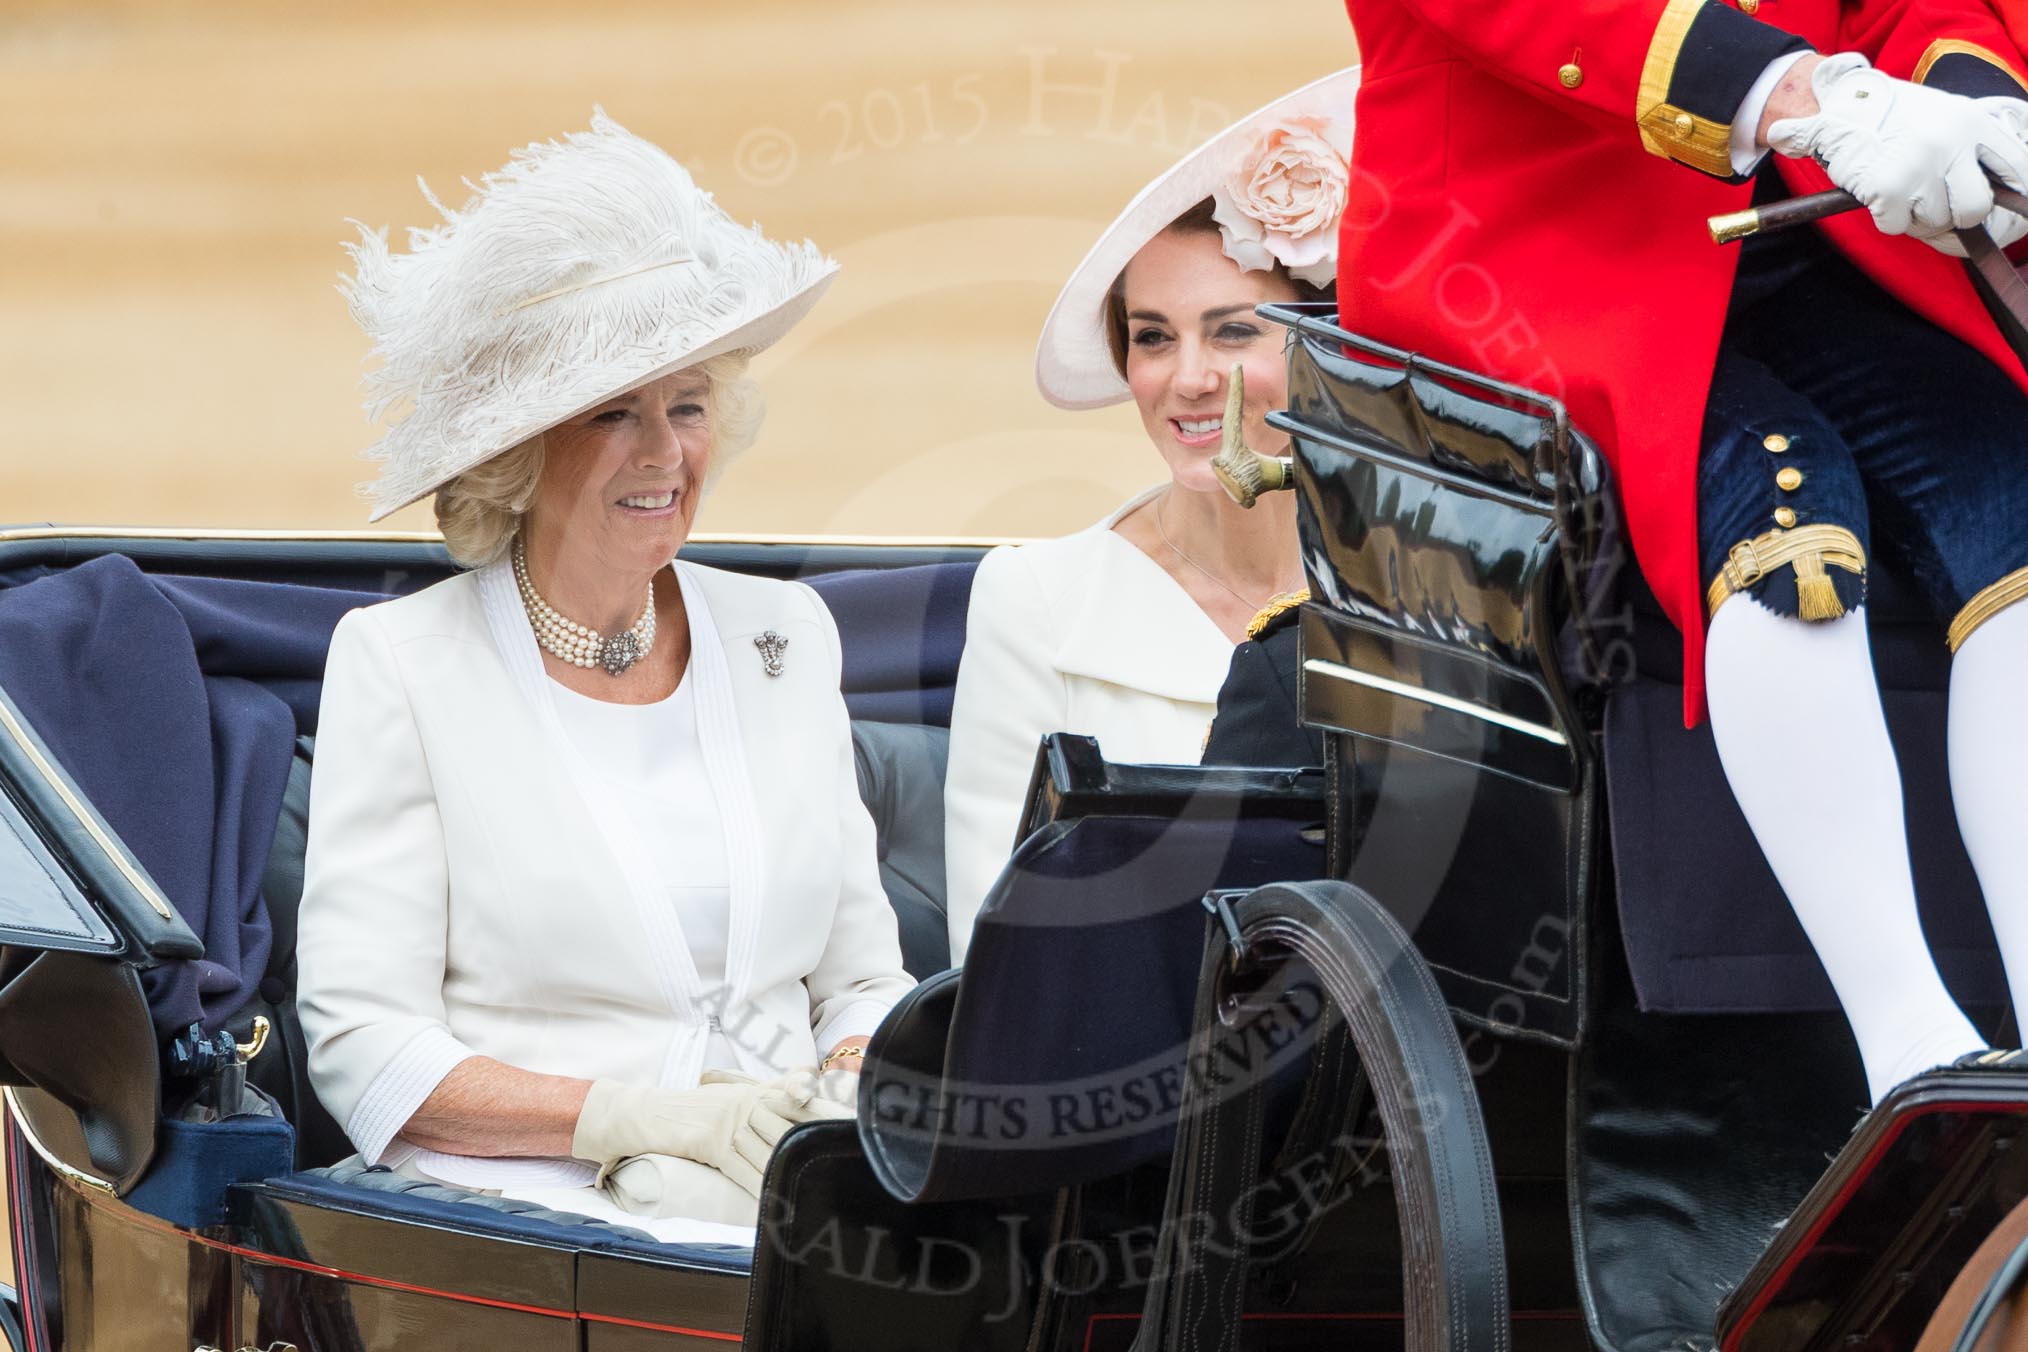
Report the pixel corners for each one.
[1722,537,1767,590]
[1204,890,1251,972]
[1706,525,1868,619]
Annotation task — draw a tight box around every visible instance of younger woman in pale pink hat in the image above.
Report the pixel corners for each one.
[944,70,1359,961]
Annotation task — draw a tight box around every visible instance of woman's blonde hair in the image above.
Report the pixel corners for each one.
[434,350,765,568]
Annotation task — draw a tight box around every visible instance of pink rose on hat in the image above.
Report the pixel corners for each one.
[1210,114,1350,287]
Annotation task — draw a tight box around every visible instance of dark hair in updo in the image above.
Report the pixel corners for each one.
[1102,197,1334,378]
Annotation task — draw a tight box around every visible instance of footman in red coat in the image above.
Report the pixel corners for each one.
[1338,0,2028,1105]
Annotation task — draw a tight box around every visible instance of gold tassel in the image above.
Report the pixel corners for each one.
[1793,551,1845,621]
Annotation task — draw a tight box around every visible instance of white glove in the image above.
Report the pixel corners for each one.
[570,1070,836,1197]
[1977,97,2028,249]
[1767,53,2028,254]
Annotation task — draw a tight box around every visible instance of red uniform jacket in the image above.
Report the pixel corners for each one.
[1336,0,2028,721]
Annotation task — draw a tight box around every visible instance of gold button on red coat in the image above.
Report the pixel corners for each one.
[1558,62,1583,89]
[1739,0,1759,15]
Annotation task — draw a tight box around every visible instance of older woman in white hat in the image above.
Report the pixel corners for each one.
[296,113,914,1228]
[944,72,1358,962]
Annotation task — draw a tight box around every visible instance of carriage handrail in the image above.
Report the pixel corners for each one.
[1257,301,1572,430]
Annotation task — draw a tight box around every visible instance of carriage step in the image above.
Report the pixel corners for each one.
[1717,1064,2028,1352]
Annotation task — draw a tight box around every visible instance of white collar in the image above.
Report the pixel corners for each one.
[1049,489,1235,704]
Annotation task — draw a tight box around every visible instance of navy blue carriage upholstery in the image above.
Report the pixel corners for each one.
[273,1159,752,1269]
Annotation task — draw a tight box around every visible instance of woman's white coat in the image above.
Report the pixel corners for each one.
[297,557,911,1189]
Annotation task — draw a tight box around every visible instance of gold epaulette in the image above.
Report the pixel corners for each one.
[1246,589,1310,640]
[1705,524,1865,620]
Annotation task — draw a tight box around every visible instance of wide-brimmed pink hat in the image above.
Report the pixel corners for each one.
[1035,67,1359,411]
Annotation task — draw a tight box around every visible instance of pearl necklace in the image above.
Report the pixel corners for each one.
[512,537,656,676]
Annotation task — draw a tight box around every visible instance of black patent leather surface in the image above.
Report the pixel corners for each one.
[746,1119,1052,1351]
[1,951,159,1192]
[0,790,118,956]
[0,685,200,963]
[1569,923,1858,1352]
[1717,1076,2028,1352]
[1323,704,1588,1042]
[1274,310,1600,778]
[1263,310,1606,1045]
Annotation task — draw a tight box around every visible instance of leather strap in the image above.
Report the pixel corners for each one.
[1131,882,1510,1352]
[1128,954,1277,1352]
[1960,200,2028,374]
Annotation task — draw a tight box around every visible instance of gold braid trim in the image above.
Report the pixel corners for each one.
[1636,0,1735,176]
[1246,589,1310,640]
[1705,524,1866,620]
[1913,39,2028,93]
[1948,564,2028,653]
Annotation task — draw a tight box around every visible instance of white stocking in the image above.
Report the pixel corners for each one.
[1948,600,2028,1029]
[1706,599,1983,1104]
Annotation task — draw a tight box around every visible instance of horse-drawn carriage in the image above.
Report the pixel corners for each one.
[3,303,2024,1352]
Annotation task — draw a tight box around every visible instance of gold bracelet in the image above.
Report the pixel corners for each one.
[820,1046,866,1072]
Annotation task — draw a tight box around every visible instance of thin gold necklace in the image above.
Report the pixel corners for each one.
[1153,490,1298,613]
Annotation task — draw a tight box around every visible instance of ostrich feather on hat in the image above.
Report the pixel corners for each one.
[342,109,837,522]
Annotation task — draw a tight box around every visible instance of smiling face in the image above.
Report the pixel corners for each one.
[1118,228,1301,492]
[527,368,715,580]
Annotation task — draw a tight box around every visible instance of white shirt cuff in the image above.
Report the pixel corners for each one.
[813,998,894,1052]
[344,1025,475,1165]
[1731,51,1812,176]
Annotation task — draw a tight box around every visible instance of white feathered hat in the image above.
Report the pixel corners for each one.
[1035,68,1359,411]
[343,111,837,522]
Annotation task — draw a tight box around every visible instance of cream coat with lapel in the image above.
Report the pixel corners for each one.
[943,491,1234,962]
[296,558,912,1189]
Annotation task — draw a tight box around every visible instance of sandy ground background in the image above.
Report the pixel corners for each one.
[0,0,1357,1291]
[3,0,1355,541]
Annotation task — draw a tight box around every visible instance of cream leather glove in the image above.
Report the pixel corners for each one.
[778,1063,863,1118]
[571,1071,824,1197]
[1768,53,2028,254]
[599,1153,762,1224]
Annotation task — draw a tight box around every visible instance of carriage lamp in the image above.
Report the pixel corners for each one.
[1210,365,1295,508]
